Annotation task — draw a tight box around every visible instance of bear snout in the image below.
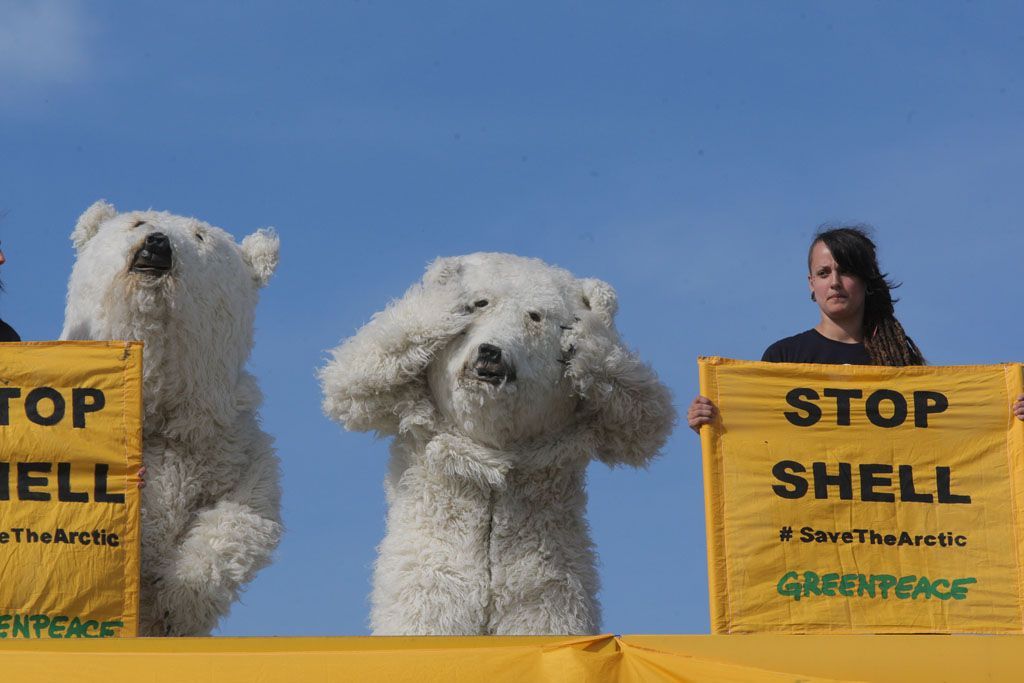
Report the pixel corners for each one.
[478,343,501,364]
[470,343,516,385]
[131,232,173,275]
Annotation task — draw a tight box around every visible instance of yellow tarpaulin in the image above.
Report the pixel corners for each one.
[0,634,1022,682]
[0,342,142,638]
[699,357,1024,634]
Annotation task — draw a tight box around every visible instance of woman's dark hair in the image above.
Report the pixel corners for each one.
[0,211,6,292]
[809,226,923,366]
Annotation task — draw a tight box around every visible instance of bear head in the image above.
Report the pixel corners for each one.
[425,253,618,448]
[321,251,627,454]
[62,200,279,431]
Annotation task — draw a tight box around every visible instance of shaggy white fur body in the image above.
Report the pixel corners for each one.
[61,200,282,636]
[321,253,675,635]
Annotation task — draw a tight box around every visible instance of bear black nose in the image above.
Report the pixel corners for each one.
[477,343,502,363]
[144,232,172,257]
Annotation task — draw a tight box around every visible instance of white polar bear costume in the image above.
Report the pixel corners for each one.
[61,200,282,636]
[320,253,675,635]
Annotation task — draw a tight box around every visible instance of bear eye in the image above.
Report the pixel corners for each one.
[581,295,591,310]
[132,220,146,228]
[474,299,489,308]
[195,232,204,242]
[528,311,541,322]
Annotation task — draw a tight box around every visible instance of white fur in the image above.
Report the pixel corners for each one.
[61,200,282,636]
[320,253,675,635]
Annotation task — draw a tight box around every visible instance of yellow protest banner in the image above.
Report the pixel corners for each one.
[699,357,1024,634]
[1,635,1024,682]
[0,342,142,638]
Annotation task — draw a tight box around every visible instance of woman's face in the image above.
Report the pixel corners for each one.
[807,240,865,322]
[0,243,5,266]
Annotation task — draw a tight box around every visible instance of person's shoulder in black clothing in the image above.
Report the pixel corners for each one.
[761,328,870,365]
[761,330,814,363]
[0,318,20,342]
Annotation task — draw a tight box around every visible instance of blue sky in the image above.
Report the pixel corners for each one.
[1,1,1022,635]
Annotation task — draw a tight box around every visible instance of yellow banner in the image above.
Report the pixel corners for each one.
[699,357,1024,634]
[2,634,1024,682]
[0,342,142,638]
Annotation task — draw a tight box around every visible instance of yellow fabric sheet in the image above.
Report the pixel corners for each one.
[0,634,1021,682]
[0,342,142,638]
[699,357,1024,634]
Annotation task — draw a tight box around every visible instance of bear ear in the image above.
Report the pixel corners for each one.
[423,255,464,287]
[72,200,117,252]
[579,278,618,325]
[241,228,280,288]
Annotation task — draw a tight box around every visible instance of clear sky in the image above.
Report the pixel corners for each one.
[1,1,1022,636]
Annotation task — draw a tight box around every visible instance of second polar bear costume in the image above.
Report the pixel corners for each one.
[321,253,675,635]
[62,201,282,636]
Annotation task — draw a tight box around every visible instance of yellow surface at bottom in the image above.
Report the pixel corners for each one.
[0,634,1021,682]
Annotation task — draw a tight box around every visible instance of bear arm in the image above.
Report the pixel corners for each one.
[321,282,471,436]
[157,500,282,636]
[223,436,282,520]
[157,447,281,636]
[563,313,676,467]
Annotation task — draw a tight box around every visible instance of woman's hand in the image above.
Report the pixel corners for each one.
[1013,393,1024,422]
[688,395,716,434]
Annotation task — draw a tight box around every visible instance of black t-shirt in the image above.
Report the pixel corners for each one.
[0,318,20,342]
[761,329,870,365]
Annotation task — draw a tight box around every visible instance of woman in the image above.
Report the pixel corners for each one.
[688,226,1024,430]
[0,240,19,342]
